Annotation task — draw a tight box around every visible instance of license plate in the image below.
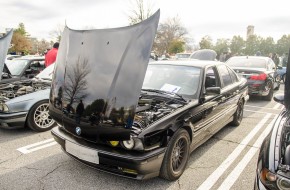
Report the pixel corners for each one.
[65,140,99,164]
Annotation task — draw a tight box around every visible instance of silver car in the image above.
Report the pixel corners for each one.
[0,64,55,132]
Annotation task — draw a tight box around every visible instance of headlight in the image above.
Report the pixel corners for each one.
[260,168,290,190]
[0,103,9,112]
[121,137,135,150]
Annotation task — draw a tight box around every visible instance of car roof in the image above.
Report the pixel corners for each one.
[149,60,221,68]
[228,56,270,61]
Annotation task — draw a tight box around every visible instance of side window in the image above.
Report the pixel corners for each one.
[205,67,219,88]
[30,60,45,74]
[217,65,233,87]
[227,66,239,83]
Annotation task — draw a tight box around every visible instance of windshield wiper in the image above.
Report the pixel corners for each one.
[141,88,186,102]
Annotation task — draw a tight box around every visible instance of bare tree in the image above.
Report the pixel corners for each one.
[49,24,64,42]
[128,0,154,25]
[64,57,90,105]
[153,16,188,56]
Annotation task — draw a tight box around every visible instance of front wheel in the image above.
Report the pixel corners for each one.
[27,100,56,132]
[159,128,190,181]
[231,99,244,126]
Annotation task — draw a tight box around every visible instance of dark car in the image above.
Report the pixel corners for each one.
[226,56,280,101]
[2,56,45,85]
[50,11,249,181]
[0,63,56,132]
[255,52,290,190]
[189,49,217,61]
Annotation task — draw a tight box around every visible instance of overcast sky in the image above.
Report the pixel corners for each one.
[1,0,290,44]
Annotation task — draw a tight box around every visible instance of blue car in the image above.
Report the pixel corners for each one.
[276,66,287,83]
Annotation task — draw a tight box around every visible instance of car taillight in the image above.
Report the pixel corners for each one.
[250,73,267,80]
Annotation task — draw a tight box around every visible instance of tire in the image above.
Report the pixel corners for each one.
[27,100,56,132]
[159,128,190,181]
[230,99,244,126]
[282,74,286,83]
[264,87,273,101]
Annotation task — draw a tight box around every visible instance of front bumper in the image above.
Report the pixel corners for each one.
[51,127,166,180]
[0,111,27,129]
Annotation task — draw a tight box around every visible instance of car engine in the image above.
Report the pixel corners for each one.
[0,80,51,101]
[131,96,185,136]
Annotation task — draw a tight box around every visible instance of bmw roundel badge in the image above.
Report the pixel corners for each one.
[76,127,81,135]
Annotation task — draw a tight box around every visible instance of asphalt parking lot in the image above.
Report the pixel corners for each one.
[0,84,285,190]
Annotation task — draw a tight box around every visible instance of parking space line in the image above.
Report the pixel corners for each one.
[273,103,282,109]
[217,115,277,190]
[244,109,277,114]
[196,113,272,190]
[245,104,282,110]
[17,138,56,154]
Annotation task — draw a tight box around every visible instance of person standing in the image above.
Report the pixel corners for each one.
[272,53,280,67]
[45,42,59,67]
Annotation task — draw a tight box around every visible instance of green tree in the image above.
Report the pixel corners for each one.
[168,40,185,54]
[276,34,290,55]
[14,23,29,36]
[213,38,230,55]
[243,35,262,55]
[259,37,275,56]
[199,35,213,49]
[9,23,31,54]
[230,35,245,55]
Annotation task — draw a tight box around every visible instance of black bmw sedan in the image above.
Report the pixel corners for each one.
[226,56,280,101]
[50,10,249,181]
[255,51,290,189]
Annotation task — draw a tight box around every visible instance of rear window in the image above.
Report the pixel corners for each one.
[226,57,267,68]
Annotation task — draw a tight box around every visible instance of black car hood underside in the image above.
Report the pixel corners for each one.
[49,10,160,140]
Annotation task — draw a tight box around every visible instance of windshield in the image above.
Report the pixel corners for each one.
[5,59,28,75]
[142,64,201,98]
[226,57,267,68]
[35,63,54,80]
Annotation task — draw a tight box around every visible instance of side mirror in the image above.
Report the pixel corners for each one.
[273,94,284,105]
[206,87,221,95]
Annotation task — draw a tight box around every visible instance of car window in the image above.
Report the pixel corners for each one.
[217,65,233,87]
[226,57,267,68]
[30,60,45,74]
[227,66,239,83]
[205,67,219,89]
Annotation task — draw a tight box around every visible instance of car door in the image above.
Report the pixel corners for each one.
[214,64,240,128]
[189,66,225,150]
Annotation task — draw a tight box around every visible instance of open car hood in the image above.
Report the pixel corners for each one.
[49,10,160,140]
[285,48,290,110]
[0,29,13,80]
